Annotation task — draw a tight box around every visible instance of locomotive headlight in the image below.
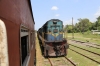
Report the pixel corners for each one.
[53,21,57,24]
[49,29,51,32]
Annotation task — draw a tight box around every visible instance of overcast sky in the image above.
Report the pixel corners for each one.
[31,0,100,30]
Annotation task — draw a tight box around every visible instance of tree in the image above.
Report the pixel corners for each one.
[91,22,97,30]
[96,16,100,30]
[64,25,72,33]
[74,23,80,32]
[64,18,93,33]
[76,18,92,33]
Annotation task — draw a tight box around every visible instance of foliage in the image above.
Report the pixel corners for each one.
[91,22,97,30]
[64,25,72,33]
[96,16,100,30]
[64,16,100,33]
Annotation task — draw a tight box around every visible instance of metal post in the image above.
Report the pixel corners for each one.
[66,29,67,39]
[72,17,74,39]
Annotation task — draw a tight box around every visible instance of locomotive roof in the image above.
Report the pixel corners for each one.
[46,19,63,23]
[43,19,63,26]
[38,19,62,31]
[38,19,63,31]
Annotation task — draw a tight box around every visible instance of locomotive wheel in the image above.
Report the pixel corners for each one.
[64,46,67,56]
[41,45,44,55]
[44,49,48,57]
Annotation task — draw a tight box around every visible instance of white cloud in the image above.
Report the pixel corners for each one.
[94,7,100,17]
[55,14,60,17]
[51,6,58,10]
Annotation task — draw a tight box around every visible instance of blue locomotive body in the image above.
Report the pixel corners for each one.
[46,19,63,41]
[37,19,69,57]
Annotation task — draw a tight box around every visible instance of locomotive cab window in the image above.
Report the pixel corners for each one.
[20,25,30,66]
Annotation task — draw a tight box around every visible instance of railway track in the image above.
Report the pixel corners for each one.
[69,44,100,56]
[71,39,100,46]
[48,57,53,66]
[83,44,100,49]
[47,57,76,66]
[69,39,100,49]
[69,48,100,64]
[64,57,76,66]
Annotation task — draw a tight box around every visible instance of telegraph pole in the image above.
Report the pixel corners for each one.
[72,17,74,39]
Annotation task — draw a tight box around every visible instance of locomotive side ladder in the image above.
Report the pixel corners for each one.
[0,19,9,66]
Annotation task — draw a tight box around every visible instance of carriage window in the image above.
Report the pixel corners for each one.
[20,27,30,66]
[21,35,29,64]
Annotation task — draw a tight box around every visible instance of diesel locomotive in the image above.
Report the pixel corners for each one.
[37,19,69,57]
[0,0,36,66]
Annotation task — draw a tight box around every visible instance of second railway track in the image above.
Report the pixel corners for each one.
[69,39,100,49]
[69,44,100,56]
[69,48,100,64]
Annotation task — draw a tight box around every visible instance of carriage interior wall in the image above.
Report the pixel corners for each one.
[0,0,36,66]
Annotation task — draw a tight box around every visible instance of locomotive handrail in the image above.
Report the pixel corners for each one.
[37,32,47,46]
[37,31,68,44]
[40,31,67,39]
[42,32,45,46]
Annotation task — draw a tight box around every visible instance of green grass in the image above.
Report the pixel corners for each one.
[69,43,100,54]
[66,32,100,66]
[70,45,100,62]
[67,49,99,66]
[67,32,100,44]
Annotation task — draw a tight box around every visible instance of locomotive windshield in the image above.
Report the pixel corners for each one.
[47,21,63,33]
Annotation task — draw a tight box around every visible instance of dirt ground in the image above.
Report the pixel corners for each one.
[36,37,44,66]
[36,37,51,66]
